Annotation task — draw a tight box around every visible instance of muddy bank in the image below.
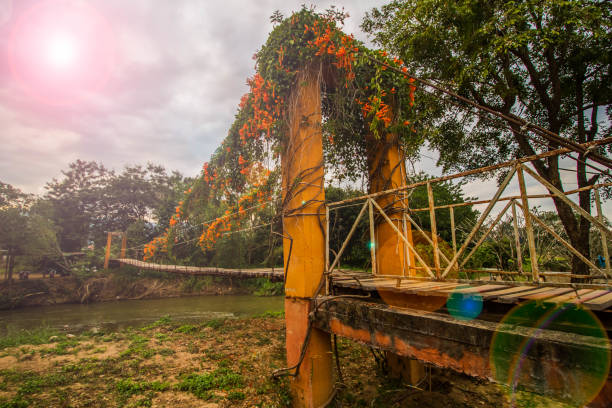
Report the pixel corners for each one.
[0,271,277,310]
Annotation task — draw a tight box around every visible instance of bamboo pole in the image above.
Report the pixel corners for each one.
[326,139,611,208]
[517,203,609,279]
[402,213,409,277]
[460,200,513,268]
[368,199,377,275]
[511,201,524,275]
[441,166,517,278]
[427,182,441,278]
[450,207,457,260]
[522,165,612,239]
[407,182,612,213]
[328,200,369,274]
[370,199,436,278]
[517,165,540,282]
[403,211,453,267]
[594,187,611,276]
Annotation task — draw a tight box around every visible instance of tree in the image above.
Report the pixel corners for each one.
[45,160,190,251]
[45,160,112,251]
[0,182,60,281]
[363,0,612,277]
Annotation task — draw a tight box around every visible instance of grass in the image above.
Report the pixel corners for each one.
[174,324,197,333]
[202,318,224,330]
[0,312,577,408]
[0,326,60,350]
[176,367,243,400]
[141,315,172,330]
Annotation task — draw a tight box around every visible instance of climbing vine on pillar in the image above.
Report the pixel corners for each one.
[144,6,423,259]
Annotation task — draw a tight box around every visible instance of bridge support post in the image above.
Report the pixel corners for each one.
[282,69,334,407]
[366,132,416,277]
[103,232,112,270]
[366,128,424,385]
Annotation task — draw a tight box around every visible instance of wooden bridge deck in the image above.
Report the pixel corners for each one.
[330,272,612,311]
[112,259,612,310]
[110,258,284,281]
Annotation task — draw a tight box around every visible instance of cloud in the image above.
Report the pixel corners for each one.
[0,0,384,195]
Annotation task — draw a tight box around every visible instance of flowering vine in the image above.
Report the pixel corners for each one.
[143,7,421,260]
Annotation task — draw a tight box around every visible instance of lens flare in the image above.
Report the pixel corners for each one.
[490,301,610,407]
[8,0,115,105]
[446,290,483,321]
[45,33,79,70]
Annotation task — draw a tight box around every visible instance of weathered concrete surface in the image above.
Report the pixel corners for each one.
[313,297,611,405]
[281,68,333,407]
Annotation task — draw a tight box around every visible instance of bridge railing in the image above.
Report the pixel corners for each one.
[325,143,612,289]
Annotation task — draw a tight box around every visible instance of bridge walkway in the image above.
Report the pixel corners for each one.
[109,258,284,281]
[330,272,612,311]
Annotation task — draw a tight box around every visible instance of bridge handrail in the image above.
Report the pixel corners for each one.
[325,139,612,288]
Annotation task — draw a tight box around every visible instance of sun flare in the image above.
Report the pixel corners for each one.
[45,33,79,70]
[8,0,114,105]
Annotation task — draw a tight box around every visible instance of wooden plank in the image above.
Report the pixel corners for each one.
[398,281,447,290]
[544,289,594,304]
[512,287,573,301]
[409,283,465,295]
[484,286,539,300]
[332,275,368,282]
[568,290,610,305]
[370,279,407,288]
[398,282,457,293]
[439,284,506,294]
[495,286,558,303]
[582,292,612,311]
[342,278,399,290]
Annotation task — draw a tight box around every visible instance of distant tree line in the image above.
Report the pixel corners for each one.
[0,160,191,279]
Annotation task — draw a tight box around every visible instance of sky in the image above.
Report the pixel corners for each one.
[0,0,388,194]
[0,0,608,216]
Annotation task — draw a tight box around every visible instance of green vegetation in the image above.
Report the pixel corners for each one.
[0,312,577,407]
[177,368,243,400]
[0,326,59,350]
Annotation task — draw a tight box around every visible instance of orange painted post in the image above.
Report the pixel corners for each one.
[365,124,424,385]
[365,131,416,277]
[281,69,333,407]
[103,232,112,269]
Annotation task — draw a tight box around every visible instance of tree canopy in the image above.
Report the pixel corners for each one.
[362,0,612,275]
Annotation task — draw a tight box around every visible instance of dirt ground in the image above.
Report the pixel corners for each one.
[0,314,585,407]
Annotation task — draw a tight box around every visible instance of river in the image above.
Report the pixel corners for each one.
[0,295,284,334]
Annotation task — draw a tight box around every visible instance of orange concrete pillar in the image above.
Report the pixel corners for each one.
[282,69,334,407]
[366,127,424,385]
[365,131,416,277]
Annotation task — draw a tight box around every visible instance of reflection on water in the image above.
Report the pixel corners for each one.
[0,295,284,333]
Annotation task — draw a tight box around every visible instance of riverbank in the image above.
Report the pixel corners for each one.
[0,313,576,408]
[0,267,283,310]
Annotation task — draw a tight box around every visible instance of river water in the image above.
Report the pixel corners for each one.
[0,295,284,334]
